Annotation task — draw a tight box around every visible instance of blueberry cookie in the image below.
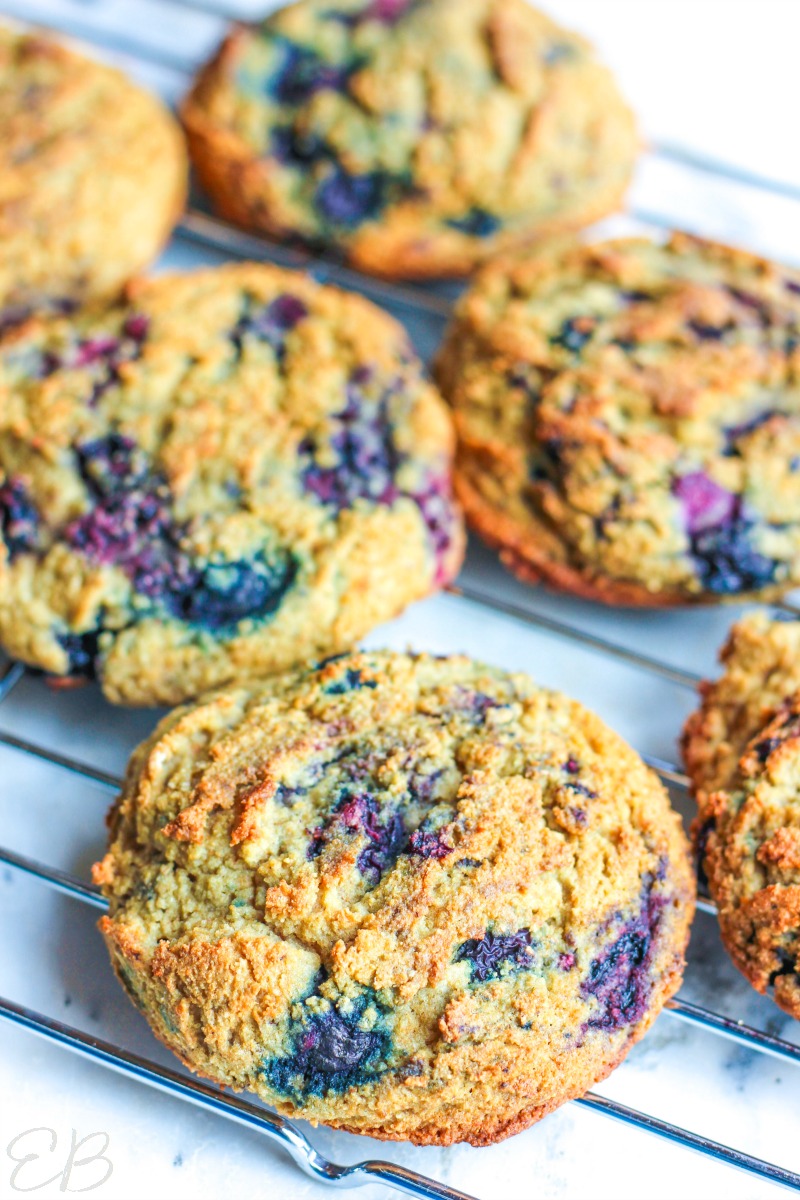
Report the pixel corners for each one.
[0,27,187,312]
[181,0,638,279]
[0,265,462,706]
[436,234,800,605]
[93,650,694,1145]
[683,612,800,1018]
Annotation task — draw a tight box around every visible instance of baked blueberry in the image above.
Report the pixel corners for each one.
[0,264,462,705]
[94,650,693,1144]
[437,234,800,605]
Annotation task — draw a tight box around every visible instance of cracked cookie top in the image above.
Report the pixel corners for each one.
[181,0,637,278]
[95,650,693,1145]
[683,612,800,1018]
[437,234,800,605]
[0,264,462,705]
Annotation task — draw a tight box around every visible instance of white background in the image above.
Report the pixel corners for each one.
[0,3,799,1199]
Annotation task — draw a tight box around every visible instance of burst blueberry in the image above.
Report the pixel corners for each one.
[308,791,407,885]
[581,883,666,1031]
[57,629,101,679]
[315,168,388,228]
[0,477,40,559]
[263,990,391,1100]
[165,553,298,631]
[231,293,308,360]
[456,929,534,982]
[446,208,501,238]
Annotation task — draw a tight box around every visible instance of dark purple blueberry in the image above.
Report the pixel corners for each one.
[445,208,501,238]
[456,929,534,982]
[0,295,77,338]
[564,758,580,775]
[409,475,457,585]
[694,816,715,889]
[451,689,499,720]
[564,780,597,800]
[308,791,407,885]
[688,319,728,341]
[559,952,577,971]
[323,666,378,695]
[271,125,331,167]
[723,410,780,453]
[301,374,398,508]
[690,508,776,595]
[262,990,390,1099]
[75,434,142,498]
[57,629,101,679]
[552,318,594,354]
[786,279,800,297]
[0,477,40,559]
[164,553,298,631]
[581,884,666,1031]
[672,472,736,535]
[726,286,771,322]
[268,38,351,105]
[620,290,652,304]
[122,313,149,342]
[65,482,176,596]
[408,827,450,860]
[231,294,308,360]
[455,857,482,869]
[315,168,387,229]
[768,947,799,988]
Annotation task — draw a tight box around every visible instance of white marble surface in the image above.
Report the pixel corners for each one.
[1,2,799,1198]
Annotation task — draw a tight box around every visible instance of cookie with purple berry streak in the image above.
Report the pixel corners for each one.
[0,27,186,311]
[0,264,462,706]
[683,612,800,1019]
[180,0,637,279]
[93,650,693,1145]
[436,233,800,605]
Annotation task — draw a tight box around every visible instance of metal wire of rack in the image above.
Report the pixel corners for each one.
[1,2,799,1197]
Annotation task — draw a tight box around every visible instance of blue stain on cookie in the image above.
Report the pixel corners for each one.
[267,37,353,104]
[231,293,308,360]
[57,629,102,679]
[323,666,379,695]
[315,168,389,229]
[672,472,776,594]
[445,208,501,238]
[551,317,595,354]
[308,790,407,885]
[263,986,392,1100]
[165,554,298,630]
[580,881,666,1032]
[301,369,399,507]
[456,930,534,982]
[66,434,298,633]
[0,476,40,559]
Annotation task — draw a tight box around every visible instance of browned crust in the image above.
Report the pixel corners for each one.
[455,464,693,608]
[455,462,793,610]
[682,660,800,1021]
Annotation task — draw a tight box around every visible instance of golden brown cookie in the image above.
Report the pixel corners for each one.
[0,26,187,311]
[0,264,462,706]
[436,234,800,606]
[95,650,694,1145]
[683,612,800,1018]
[181,0,637,279]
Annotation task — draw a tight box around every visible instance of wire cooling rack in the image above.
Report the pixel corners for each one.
[1,2,800,1197]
